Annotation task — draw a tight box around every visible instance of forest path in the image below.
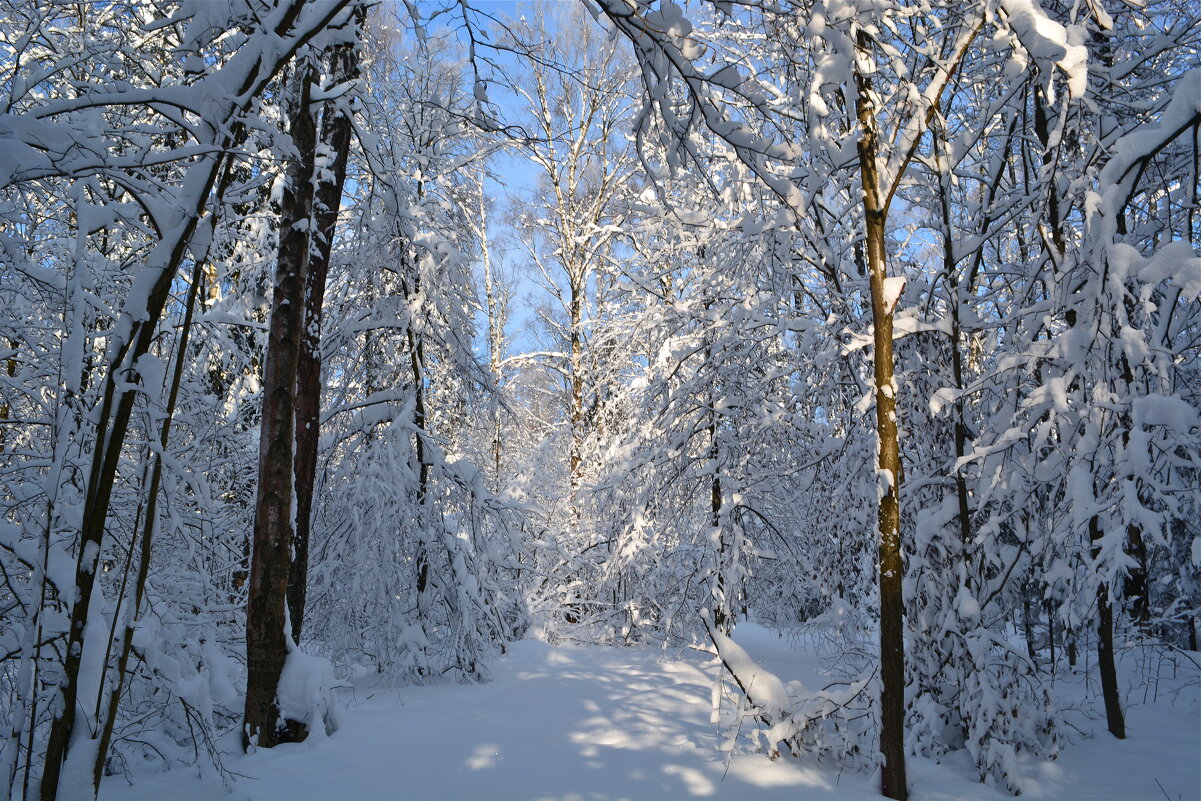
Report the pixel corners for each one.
[100,624,1198,801]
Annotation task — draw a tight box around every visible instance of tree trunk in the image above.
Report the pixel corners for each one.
[290,29,359,645]
[1116,360,1151,632]
[1023,590,1037,666]
[569,274,584,487]
[1091,516,1127,739]
[40,147,233,801]
[244,65,318,751]
[855,28,908,801]
[1047,599,1057,672]
[479,170,504,490]
[0,342,13,454]
[27,4,350,791]
[709,382,730,635]
[399,232,434,653]
[93,251,211,791]
[1122,523,1150,630]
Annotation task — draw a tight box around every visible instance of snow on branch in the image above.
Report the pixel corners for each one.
[701,612,874,764]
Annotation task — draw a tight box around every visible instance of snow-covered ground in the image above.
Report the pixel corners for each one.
[101,625,1199,801]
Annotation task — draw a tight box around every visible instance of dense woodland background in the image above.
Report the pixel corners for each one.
[0,1,1198,799]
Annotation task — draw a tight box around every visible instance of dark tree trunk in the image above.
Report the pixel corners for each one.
[408,323,430,597]
[94,251,211,790]
[1122,523,1151,630]
[40,138,232,801]
[0,343,13,453]
[569,280,584,487]
[1091,516,1127,739]
[289,28,359,645]
[244,65,318,751]
[33,5,352,791]
[855,27,907,800]
[710,394,730,635]
[1047,600,1057,672]
[1023,590,1037,666]
[705,285,731,636]
[1116,347,1152,633]
[399,234,434,650]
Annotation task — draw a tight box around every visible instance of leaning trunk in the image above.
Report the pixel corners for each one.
[39,152,231,801]
[92,249,211,790]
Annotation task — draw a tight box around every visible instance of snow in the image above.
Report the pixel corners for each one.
[4,1,1199,798]
[1133,394,1201,435]
[706,619,791,719]
[276,648,341,740]
[882,276,906,313]
[954,586,981,621]
[1100,71,1201,194]
[999,0,1089,97]
[99,625,1199,801]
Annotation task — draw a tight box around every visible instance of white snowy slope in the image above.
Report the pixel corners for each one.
[100,625,1199,801]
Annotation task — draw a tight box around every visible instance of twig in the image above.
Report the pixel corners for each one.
[1154,777,1179,801]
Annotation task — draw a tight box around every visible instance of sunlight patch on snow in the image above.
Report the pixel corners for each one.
[546,650,577,666]
[464,742,501,770]
[723,755,833,789]
[661,764,716,795]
